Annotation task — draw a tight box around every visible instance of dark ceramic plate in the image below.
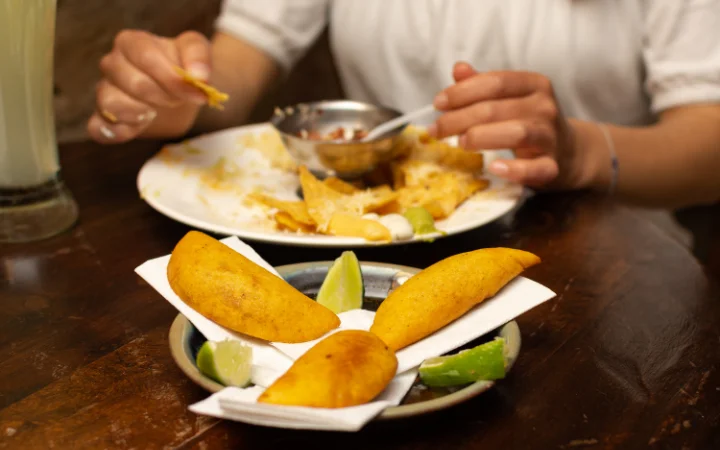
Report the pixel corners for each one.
[169,261,521,420]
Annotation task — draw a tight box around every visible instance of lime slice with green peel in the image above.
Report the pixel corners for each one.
[404,207,444,236]
[196,340,253,387]
[419,338,506,387]
[316,251,364,314]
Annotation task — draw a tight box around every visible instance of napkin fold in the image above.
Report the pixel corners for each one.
[189,371,417,432]
[135,236,556,431]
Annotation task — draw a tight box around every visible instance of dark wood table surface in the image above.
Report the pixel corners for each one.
[1,140,719,450]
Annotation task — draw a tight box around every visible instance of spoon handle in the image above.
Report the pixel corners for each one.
[363,104,437,141]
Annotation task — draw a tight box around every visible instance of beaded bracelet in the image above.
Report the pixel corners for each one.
[597,123,619,195]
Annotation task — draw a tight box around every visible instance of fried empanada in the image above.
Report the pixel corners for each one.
[167,231,339,343]
[258,330,397,408]
[370,248,540,350]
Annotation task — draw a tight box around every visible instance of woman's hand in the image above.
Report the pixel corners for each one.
[87,30,212,144]
[430,62,588,190]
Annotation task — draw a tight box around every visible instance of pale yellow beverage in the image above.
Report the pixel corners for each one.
[0,0,77,243]
[0,0,59,187]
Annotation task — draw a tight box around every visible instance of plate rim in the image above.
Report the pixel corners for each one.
[138,122,524,248]
[167,261,522,420]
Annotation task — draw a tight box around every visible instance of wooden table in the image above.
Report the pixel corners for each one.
[1,140,719,450]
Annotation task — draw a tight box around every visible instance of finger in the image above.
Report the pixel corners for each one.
[459,120,557,151]
[96,80,157,125]
[87,113,145,144]
[488,156,559,187]
[113,30,206,104]
[175,31,212,81]
[452,61,477,83]
[514,147,546,159]
[432,93,558,139]
[435,71,553,110]
[100,52,186,107]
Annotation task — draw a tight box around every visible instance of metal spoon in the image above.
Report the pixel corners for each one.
[361,104,438,142]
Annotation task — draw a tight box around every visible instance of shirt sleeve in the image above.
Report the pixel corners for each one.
[643,0,720,114]
[215,0,329,73]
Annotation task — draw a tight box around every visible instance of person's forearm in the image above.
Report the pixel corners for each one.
[193,32,281,133]
[141,32,280,139]
[571,105,720,208]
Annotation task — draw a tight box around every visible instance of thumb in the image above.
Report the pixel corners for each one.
[488,156,559,187]
[175,31,212,81]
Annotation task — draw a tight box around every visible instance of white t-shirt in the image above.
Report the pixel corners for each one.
[216,0,720,126]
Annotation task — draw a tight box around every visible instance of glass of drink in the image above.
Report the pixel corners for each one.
[0,0,78,243]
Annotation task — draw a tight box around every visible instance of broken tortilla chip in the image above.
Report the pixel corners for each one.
[174,66,229,110]
[346,185,399,214]
[323,177,360,195]
[249,193,315,226]
[275,211,315,233]
[402,126,484,172]
[299,166,347,231]
[327,212,392,242]
[396,172,489,219]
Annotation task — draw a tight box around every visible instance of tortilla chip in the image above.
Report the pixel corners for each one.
[372,200,402,216]
[396,172,489,219]
[327,212,392,242]
[346,185,399,214]
[249,193,315,226]
[275,211,315,233]
[299,166,347,231]
[402,125,484,172]
[174,66,229,110]
[392,160,446,189]
[323,177,360,194]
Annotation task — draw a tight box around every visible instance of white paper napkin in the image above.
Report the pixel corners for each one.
[135,236,556,431]
[189,370,417,432]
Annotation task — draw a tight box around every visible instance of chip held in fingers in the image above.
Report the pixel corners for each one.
[174,66,229,110]
[370,248,541,351]
[258,330,398,408]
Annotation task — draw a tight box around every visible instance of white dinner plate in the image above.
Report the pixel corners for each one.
[137,123,523,247]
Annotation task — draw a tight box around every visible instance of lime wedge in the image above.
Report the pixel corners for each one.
[419,338,506,387]
[403,207,443,236]
[316,251,364,314]
[196,340,252,387]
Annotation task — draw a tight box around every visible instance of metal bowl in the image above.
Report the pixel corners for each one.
[270,100,405,179]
